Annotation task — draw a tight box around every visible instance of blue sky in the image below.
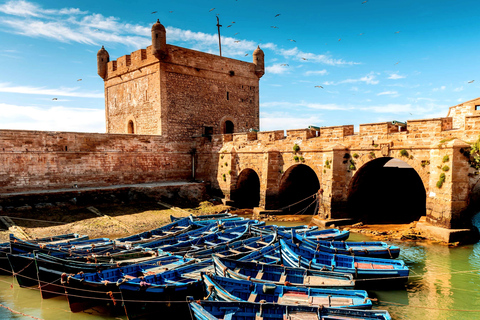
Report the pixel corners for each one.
[0,0,479,133]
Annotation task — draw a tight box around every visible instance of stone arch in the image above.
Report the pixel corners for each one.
[278,164,320,215]
[232,168,260,208]
[219,116,236,134]
[126,116,136,134]
[347,156,426,223]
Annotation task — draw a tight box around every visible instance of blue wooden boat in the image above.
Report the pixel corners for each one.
[188,298,393,320]
[56,254,194,312]
[293,230,400,259]
[202,273,371,309]
[294,228,350,241]
[186,234,277,260]
[155,225,251,255]
[213,255,355,289]
[119,262,210,319]
[280,239,409,284]
[115,217,196,245]
[0,242,11,275]
[170,212,237,222]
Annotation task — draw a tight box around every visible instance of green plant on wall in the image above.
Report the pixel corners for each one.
[220,155,224,159]
[436,173,445,188]
[222,173,226,181]
[293,144,300,153]
[353,153,359,159]
[299,156,305,162]
[294,155,299,162]
[399,149,409,157]
[369,151,376,159]
[224,162,228,167]
[325,159,331,169]
[442,155,449,163]
[442,165,450,172]
[349,159,356,171]
[228,170,232,175]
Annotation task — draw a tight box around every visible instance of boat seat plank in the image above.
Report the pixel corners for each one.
[279,274,287,283]
[257,241,269,246]
[255,271,264,279]
[354,262,394,270]
[248,293,257,302]
[244,245,259,251]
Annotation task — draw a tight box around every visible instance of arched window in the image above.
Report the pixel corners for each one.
[127,120,135,134]
[224,120,234,134]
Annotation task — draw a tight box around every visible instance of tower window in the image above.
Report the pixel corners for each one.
[128,120,135,134]
[204,126,213,136]
[224,121,234,134]
[226,92,230,100]
[476,105,480,111]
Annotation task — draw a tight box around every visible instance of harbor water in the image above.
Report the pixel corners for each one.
[1,216,480,319]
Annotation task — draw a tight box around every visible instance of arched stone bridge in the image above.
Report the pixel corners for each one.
[201,98,480,235]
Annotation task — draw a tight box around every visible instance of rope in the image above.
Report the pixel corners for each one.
[0,302,44,320]
[5,216,65,224]
[279,192,318,211]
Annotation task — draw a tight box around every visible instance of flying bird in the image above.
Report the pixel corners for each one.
[362,0,368,3]
[52,98,58,100]
[394,61,400,65]
[358,33,364,35]
[288,39,296,42]
[301,57,308,61]
[151,11,157,14]
[338,38,341,41]
[227,25,232,28]
[468,80,475,83]
[315,86,324,88]
[280,64,289,66]
[275,14,281,17]
[232,21,235,24]
[234,40,241,43]
[271,26,279,29]
[234,32,239,35]
[169,11,174,13]
[244,53,249,56]
[209,8,215,12]
[395,31,401,34]
[77,79,82,81]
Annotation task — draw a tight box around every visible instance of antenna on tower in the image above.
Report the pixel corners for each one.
[216,16,222,56]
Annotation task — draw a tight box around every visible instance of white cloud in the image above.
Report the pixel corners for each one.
[453,86,464,92]
[361,102,448,115]
[266,64,289,74]
[388,73,406,80]
[324,72,379,85]
[304,70,328,76]
[0,103,105,132]
[377,91,398,96]
[0,0,87,17]
[432,86,446,91]
[0,83,104,98]
[262,101,351,110]
[278,47,360,66]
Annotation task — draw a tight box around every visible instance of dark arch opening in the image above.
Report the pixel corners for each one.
[278,164,320,215]
[347,157,426,223]
[233,169,260,208]
[128,120,134,134]
[224,120,234,134]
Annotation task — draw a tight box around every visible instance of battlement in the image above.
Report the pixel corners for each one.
[407,117,452,133]
[105,44,258,81]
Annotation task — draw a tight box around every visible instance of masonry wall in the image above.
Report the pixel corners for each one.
[0,130,193,193]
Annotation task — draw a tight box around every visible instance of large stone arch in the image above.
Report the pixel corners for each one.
[278,164,320,215]
[231,168,261,208]
[346,156,426,223]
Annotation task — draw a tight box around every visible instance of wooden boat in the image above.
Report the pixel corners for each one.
[119,262,210,319]
[115,217,196,245]
[170,212,236,222]
[293,228,350,241]
[186,234,277,260]
[188,298,393,320]
[10,234,128,257]
[155,225,251,255]
[213,255,355,289]
[0,242,11,275]
[293,230,400,259]
[279,239,409,284]
[35,251,167,299]
[57,254,194,313]
[202,273,372,309]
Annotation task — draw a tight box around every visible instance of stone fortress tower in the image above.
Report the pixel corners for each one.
[98,20,264,140]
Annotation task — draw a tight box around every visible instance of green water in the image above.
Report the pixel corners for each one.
[1,218,480,319]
